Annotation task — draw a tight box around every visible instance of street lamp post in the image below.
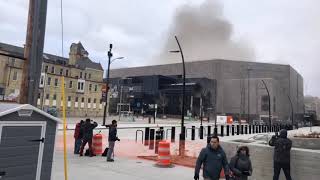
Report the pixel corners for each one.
[261,80,271,127]
[102,44,113,126]
[170,35,186,156]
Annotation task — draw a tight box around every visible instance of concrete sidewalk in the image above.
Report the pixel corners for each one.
[52,150,196,180]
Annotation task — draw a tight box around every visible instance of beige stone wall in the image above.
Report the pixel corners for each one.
[38,62,105,117]
[0,54,24,99]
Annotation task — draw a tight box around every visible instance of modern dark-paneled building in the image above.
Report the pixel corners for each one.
[109,59,304,125]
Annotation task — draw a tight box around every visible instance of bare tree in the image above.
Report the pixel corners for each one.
[157,93,169,117]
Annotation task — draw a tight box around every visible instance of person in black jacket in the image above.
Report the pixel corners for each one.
[229,146,252,180]
[105,120,120,162]
[79,118,98,157]
[194,136,229,180]
[269,129,292,180]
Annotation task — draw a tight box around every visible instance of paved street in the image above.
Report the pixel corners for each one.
[52,150,196,180]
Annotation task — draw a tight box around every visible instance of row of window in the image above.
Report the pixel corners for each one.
[41,94,103,103]
[40,76,99,91]
[43,65,92,79]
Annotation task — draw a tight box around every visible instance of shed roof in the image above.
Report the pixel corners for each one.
[0,103,62,123]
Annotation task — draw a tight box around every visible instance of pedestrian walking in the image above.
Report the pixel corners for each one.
[269,129,292,180]
[79,118,98,157]
[229,146,252,180]
[73,120,84,154]
[194,136,230,180]
[105,120,120,162]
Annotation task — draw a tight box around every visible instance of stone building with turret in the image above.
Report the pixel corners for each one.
[0,42,105,117]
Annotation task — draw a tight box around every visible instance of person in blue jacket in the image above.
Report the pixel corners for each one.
[194,136,230,180]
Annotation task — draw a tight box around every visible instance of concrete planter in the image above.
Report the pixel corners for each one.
[292,137,320,150]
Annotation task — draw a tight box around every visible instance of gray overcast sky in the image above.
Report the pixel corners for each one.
[0,0,319,97]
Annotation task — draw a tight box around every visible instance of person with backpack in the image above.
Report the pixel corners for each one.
[73,120,84,154]
[269,129,292,180]
[79,118,98,157]
[105,120,120,162]
[229,146,252,180]
[194,136,230,180]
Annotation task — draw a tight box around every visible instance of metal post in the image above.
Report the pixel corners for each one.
[245,125,248,134]
[160,127,164,140]
[149,129,155,150]
[207,126,211,136]
[155,130,161,154]
[199,125,204,139]
[144,127,150,146]
[237,125,240,135]
[214,126,218,136]
[220,125,224,137]
[226,125,230,136]
[171,127,176,142]
[232,125,235,136]
[241,125,244,134]
[249,125,252,134]
[171,36,186,156]
[103,44,113,125]
[191,126,195,140]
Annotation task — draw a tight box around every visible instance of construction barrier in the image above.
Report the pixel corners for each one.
[92,133,103,155]
[157,141,171,166]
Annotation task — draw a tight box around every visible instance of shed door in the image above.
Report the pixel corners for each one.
[0,122,46,180]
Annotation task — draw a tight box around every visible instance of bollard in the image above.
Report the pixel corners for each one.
[207,126,211,136]
[249,125,252,134]
[191,126,196,140]
[221,125,224,137]
[237,125,240,135]
[171,127,176,142]
[241,125,244,135]
[226,125,230,136]
[256,125,259,133]
[258,125,261,133]
[155,130,161,154]
[199,125,204,139]
[214,126,218,136]
[252,125,255,134]
[160,127,164,140]
[245,125,248,134]
[144,127,150,146]
[149,129,155,150]
[232,125,235,136]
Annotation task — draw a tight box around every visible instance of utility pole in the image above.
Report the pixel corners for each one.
[102,44,113,125]
[20,0,48,105]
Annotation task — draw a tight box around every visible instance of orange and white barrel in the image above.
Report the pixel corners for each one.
[157,141,171,166]
[92,134,103,155]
